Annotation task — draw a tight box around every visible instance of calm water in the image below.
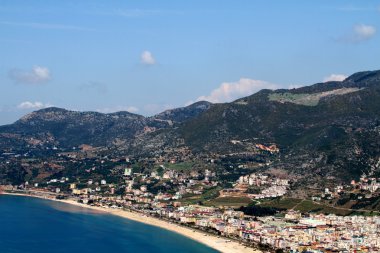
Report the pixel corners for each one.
[0,195,219,253]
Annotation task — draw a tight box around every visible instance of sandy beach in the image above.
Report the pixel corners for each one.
[1,192,261,253]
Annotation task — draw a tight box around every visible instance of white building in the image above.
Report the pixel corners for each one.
[124,168,133,176]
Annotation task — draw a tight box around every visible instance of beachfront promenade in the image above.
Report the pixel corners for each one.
[1,189,261,253]
[3,187,380,253]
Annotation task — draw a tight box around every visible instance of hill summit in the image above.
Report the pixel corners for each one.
[0,70,379,186]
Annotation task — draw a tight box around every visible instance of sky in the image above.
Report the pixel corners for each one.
[0,0,379,125]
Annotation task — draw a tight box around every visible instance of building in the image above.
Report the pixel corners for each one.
[124,168,133,176]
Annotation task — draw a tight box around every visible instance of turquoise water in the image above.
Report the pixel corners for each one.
[0,195,219,253]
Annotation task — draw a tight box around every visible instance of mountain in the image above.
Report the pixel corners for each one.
[0,101,212,151]
[0,108,146,148]
[152,101,212,125]
[0,70,379,185]
[180,71,380,151]
[179,70,380,182]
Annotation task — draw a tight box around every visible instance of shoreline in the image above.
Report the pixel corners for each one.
[1,192,261,253]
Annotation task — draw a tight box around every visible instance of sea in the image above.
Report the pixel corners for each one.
[0,195,219,253]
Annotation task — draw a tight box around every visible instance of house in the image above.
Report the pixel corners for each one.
[72,188,89,195]
[124,168,133,176]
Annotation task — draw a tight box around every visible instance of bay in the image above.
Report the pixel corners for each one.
[0,195,219,253]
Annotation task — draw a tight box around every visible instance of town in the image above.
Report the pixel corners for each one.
[1,146,380,253]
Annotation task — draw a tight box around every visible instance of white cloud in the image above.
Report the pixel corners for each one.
[9,66,51,84]
[17,101,52,110]
[195,78,278,103]
[126,106,139,113]
[354,24,376,41]
[184,100,195,106]
[141,51,156,65]
[97,106,139,114]
[338,24,376,43]
[323,74,347,82]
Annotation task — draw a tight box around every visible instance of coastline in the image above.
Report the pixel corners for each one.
[1,192,261,253]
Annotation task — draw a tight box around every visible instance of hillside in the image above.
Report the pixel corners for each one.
[181,70,380,149]
[152,101,212,125]
[0,101,212,151]
[179,70,380,182]
[0,70,379,185]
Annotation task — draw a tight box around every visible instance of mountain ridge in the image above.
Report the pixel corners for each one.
[0,70,379,185]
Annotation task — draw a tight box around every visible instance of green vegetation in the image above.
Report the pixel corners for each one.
[269,92,319,106]
[260,198,303,209]
[351,196,380,210]
[201,186,221,200]
[238,203,284,216]
[180,186,221,205]
[1,70,380,196]
[293,200,351,215]
[205,196,253,207]
[164,162,194,171]
[260,198,355,215]
[269,88,362,106]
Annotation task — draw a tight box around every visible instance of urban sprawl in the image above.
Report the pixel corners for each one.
[1,147,380,253]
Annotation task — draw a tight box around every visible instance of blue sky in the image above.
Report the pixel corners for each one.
[0,0,379,124]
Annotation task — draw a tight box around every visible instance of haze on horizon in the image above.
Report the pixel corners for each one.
[0,0,379,125]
